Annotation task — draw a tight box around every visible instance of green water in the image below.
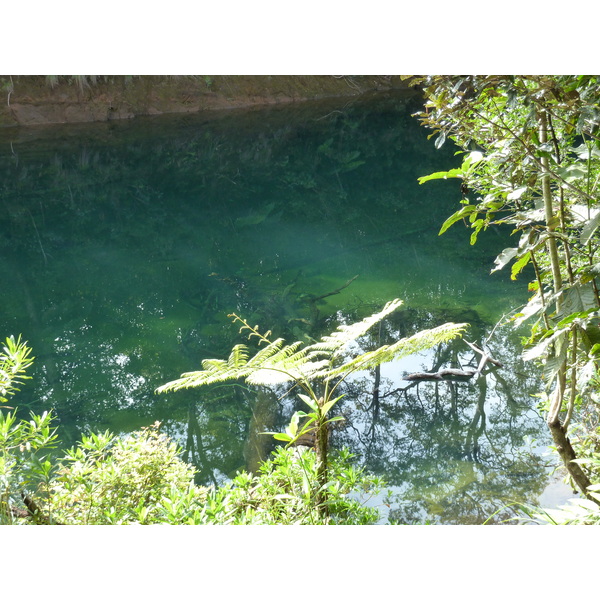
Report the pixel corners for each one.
[0,91,563,523]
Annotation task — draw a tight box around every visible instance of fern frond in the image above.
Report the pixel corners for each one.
[246,338,293,367]
[308,298,403,355]
[156,344,253,394]
[324,322,468,379]
[156,300,466,399]
[227,344,250,369]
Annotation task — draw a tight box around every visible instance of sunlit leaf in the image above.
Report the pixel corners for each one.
[491,247,518,274]
[558,283,598,318]
[321,395,344,417]
[507,187,527,201]
[511,252,531,280]
[418,167,464,184]
[298,394,318,412]
[579,209,600,245]
[438,205,477,235]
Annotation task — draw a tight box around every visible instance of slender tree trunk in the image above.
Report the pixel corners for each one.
[546,417,596,500]
[539,110,563,303]
[539,110,598,503]
[315,411,329,515]
[539,109,567,423]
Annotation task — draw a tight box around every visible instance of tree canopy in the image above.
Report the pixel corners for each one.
[415,75,600,500]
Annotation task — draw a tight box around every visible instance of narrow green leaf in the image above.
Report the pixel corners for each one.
[434,130,446,149]
[298,393,318,412]
[470,219,484,245]
[439,205,476,235]
[321,395,345,417]
[418,167,464,184]
[286,411,302,438]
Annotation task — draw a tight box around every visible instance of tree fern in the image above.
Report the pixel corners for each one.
[156,299,467,394]
[156,299,467,505]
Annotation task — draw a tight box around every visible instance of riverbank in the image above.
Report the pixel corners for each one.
[0,75,415,128]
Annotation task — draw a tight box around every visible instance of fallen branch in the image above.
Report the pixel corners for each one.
[403,340,504,383]
[310,275,359,303]
[464,340,504,368]
[403,368,477,382]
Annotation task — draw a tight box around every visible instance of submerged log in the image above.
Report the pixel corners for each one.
[403,368,477,382]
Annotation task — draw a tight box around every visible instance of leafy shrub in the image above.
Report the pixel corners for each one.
[0,409,58,524]
[202,446,384,525]
[46,423,207,525]
[24,420,384,525]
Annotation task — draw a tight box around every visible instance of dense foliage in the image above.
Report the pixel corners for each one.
[0,335,386,525]
[415,75,600,511]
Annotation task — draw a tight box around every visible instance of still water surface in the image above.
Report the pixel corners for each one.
[0,91,569,523]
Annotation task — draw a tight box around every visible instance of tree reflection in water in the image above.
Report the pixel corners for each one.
[325,310,550,524]
[168,303,553,524]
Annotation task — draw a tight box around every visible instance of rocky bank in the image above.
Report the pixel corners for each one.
[0,75,415,128]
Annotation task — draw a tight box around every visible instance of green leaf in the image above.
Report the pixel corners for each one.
[321,395,345,417]
[511,252,531,280]
[470,219,484,245]
[298,393,318,412]
[523,329,567,362]
[418,167,463,184]
[434,130,447,149]
[438,205,477,235]
[462,151,484,168]
[513,294,545,327]
[559,283,598,318]
[579,208,600,245]
[507,187,528,201]
[555,164,587,183]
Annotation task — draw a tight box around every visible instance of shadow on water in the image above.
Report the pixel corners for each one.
[0,90,566,522]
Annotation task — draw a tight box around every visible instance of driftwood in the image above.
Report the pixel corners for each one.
[464,340,503,376]
[403,368,477,382]
[403,340,503,383]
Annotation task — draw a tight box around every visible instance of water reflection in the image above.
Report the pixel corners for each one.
[0,90,560,522]
[329,313,548,524]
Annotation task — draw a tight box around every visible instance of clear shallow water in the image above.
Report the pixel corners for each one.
[0,91,565,522]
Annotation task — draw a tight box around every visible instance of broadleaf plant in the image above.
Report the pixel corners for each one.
[415,75,600,501]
